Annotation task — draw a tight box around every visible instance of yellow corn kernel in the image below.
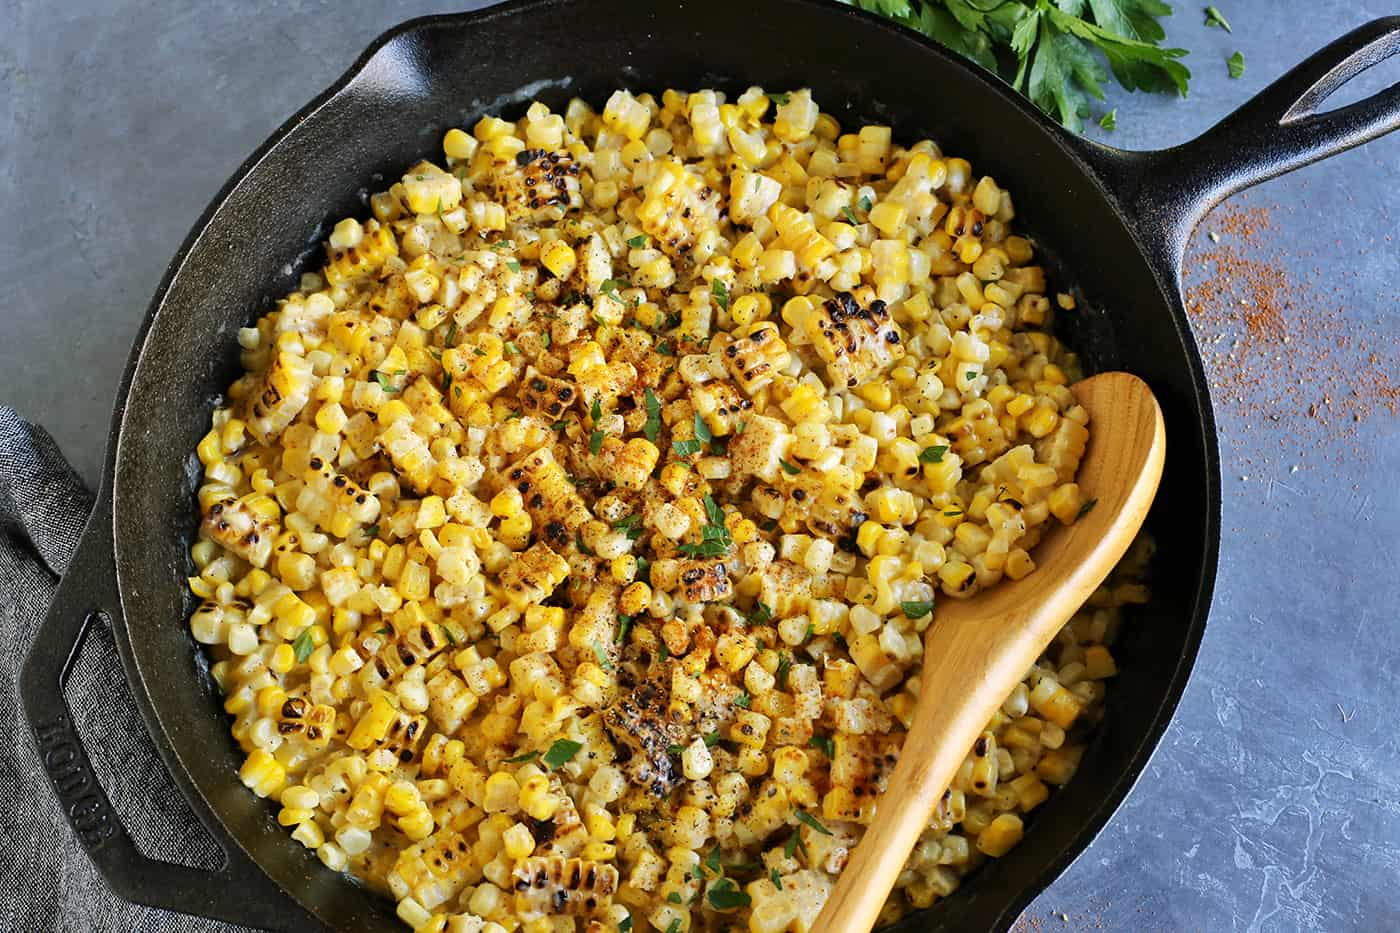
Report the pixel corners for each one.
[976,813,1024,857]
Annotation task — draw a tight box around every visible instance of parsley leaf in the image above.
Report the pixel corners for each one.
[619,911,633,933]
[627,234,648,248]
[841,205,860,225]
[747,602,773,626]
[796,810,832,836]
[643,388,662,443]
[779,458,801,475]
[666,920,682,933]
[849,0,1190,133]
[1099,107,1118,131]
[711,278,730,312]
[657,340,674,356]
[1077,497,1100,518]
[769,90,791,105]
[704,729,722,748]
[1203,6,1231,32]
[599,278,627,302]
[858,194,873,213]
[693,413,714,445]
[672,438,704,457]
[590,430,605,455]
[372,370,400,393]
[707,877,751,911]
[919,444,949,464]
[776,653,791,690]
[1228,50,1245,79]
[902,599,935,619]
[292,628,315,663]
[542,738,582,770]
[771,866,783,890]
[615,614,633,645]
[703,844,723,877]
[784,831,807,860]
[666,892,683,905]
[703,494,725,527]
[809,734,835,758]
[506,259,522,273]
[591,638,612,670]
[612,514,643,539]
[503,749,539,763]
[734,691,751,709]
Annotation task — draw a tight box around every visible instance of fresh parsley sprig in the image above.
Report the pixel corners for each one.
[844,0,1192,132]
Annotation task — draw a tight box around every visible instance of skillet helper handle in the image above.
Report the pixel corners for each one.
[1091,17,1400,274]
[20,496,303,932]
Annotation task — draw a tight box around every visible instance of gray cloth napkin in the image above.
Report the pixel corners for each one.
[0,406,250,933]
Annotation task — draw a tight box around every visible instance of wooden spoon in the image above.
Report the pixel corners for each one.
[812,371,1166,933]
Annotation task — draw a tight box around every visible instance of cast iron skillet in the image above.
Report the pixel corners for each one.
[21,2,1400,930]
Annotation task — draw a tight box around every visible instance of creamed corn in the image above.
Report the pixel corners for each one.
[190,88,1152,932]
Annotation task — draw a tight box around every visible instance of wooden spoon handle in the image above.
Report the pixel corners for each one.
[809,607,1059,932]
[812,373,1165,932]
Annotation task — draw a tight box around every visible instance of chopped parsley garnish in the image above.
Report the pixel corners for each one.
[734,691,751,709]
[672,438,704,457]
[363,523,380,539]
[472,347,486,357]
[441,372,454,397]
[919,444,949,464]
[599,278,628,301]
[704,844,723,876]
[503,749,539,763]
[576,533,594,556]
[677,504,732,558]
[703,729,722,748]
[770,91,791,105]
[735,420,748,435]
[657,340,674,356]
[627,234,648,248]
[809,734,835,758]
[1204,6,1231,31]
[776,653,791,690]
[902,599,935,619]
[505,259,522,273]
[442,625,459,645]
[372,370,400,393]
[591,397,603,422]
[619,912,632,933]
[784,832,807,859]
[590,430,605,454]
[443,321,458,347]
[505,341,520,355]
[591,638,612,670]
[1099,108,1118,131]
[615,614,633,645]
[944,508,964,517]
[747,601,772,626]
[643,388,662,442]
[710,278,730,312]
[779,458,801,475]
[796,810,831,836]
[858,194,873,213]
[1077,497,1099,519]
[841,205,860,225]
[1228,50,1245,79]
[541,332,551,348]
[707,878,751,911]
[376,625,393,636]
[292,628,315,663]
[542,738,582,770]
[612,514,643,539]
[693,413,713,445]
[658,641,669,661]
[552,420,569,433]
[770,867,783,890]
[666,920,682,933]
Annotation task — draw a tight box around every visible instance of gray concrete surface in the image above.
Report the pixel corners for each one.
[3,1,1398,930]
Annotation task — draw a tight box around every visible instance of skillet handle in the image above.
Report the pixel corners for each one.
[1081,16,1400,277]
[20,494,311,932]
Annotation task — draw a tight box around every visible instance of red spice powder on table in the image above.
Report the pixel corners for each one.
[1180,202,1400,470]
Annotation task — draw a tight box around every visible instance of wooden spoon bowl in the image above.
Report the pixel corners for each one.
[813,371,1166,933]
